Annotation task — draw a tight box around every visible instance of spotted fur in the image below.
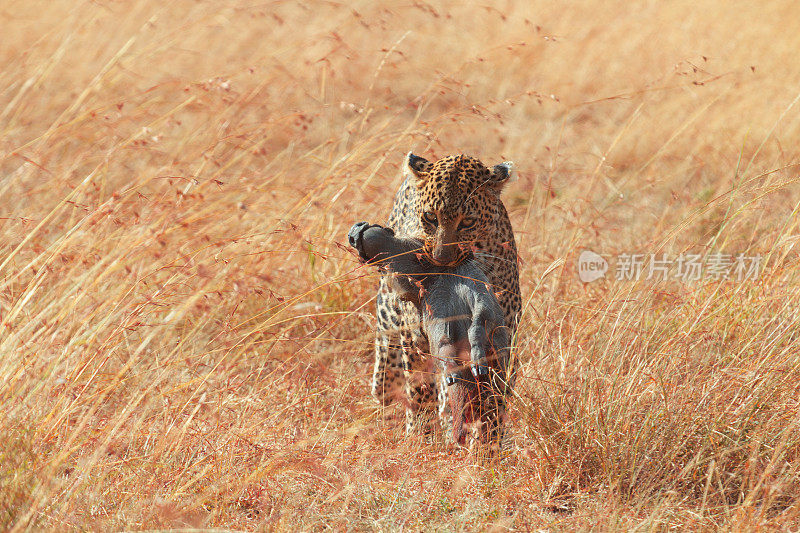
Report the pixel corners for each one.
[372,153,521,445]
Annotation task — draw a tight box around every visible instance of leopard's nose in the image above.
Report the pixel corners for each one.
[432,243,459,265]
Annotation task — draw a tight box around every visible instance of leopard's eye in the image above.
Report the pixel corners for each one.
[459,216,476,229]
[422,211,438,227]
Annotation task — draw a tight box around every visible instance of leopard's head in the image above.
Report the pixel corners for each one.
[404,152,513,266]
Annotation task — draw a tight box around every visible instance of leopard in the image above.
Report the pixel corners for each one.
[371,152,521,446]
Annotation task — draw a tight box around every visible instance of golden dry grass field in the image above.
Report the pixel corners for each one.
[2,0,800,530]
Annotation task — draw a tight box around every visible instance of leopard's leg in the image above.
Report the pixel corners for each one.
[475,324,517,453]
[476,353,516,454]
[371,277,404,405]
[437,374,453,442]
[372,331,404,405]
[478,388,507,453]
[400,304,438,436]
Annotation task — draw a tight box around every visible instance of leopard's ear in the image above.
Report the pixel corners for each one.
[487,161,514,194]
[404,152,433,184]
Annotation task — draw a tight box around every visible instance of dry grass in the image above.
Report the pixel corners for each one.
[2,0,800,530]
